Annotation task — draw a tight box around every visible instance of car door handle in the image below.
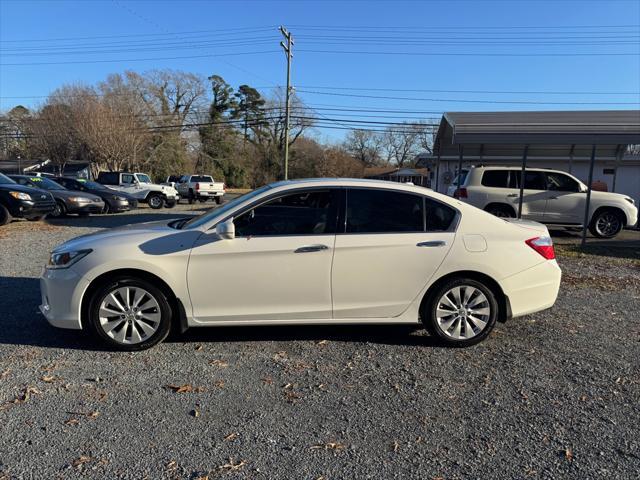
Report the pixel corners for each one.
[507,193,519,197]
[548,196,558,200]
[294,244,329,253]
[417,241,446,248]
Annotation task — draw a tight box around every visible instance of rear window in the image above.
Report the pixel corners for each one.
[191,176,214,183]
[98,172,119,185]
[481,170,510,188]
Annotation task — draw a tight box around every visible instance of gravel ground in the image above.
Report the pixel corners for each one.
[0,205,639,479]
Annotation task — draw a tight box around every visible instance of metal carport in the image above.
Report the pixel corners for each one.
[431,110,640,246]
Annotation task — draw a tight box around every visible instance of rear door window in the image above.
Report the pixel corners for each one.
[512,171,547,190]
[481,170,509,188]
[346,189,424,234]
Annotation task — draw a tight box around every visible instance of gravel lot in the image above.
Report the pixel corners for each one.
[0,204,639,479]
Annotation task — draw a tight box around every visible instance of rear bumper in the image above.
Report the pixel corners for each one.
[40,267,88,330]
[500,260,562,318]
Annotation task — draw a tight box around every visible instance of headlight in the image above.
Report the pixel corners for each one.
[111,195,127,201]
[624,197,635,205]
[68,196,92,203]
[9,191,32,201]
[47,249,92,270]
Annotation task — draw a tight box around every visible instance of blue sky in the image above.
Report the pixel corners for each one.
[1,0,639,141]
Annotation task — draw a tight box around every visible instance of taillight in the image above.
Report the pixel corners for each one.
[195,183,200,191]
[453,187,468,199]
[223,183,227,191]
[526,236,555,260]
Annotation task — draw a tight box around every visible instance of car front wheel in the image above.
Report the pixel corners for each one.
[147,194,163,209]
[589,210,624,238]
[88,277,172,351]
[423,278,498,347]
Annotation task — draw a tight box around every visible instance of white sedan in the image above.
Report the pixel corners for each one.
[40,179,561,350]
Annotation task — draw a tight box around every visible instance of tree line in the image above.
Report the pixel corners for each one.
[0,69,436,187]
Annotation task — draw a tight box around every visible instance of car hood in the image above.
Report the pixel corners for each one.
[52,189,104,202]
[0,183,51,197]
[53,218,193,252]
[589,190,635,204]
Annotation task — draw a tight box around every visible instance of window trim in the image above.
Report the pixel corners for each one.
[214,185,460,237]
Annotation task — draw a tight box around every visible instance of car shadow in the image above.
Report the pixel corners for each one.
[0,276,440,350]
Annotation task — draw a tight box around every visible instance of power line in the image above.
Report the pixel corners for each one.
[297,49,640,57]
[296,89,640,105]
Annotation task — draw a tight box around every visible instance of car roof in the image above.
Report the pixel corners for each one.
[468,166,569,174]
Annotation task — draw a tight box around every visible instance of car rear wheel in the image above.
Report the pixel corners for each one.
[422,278,498,347]
[589,210,624,238]
[0,204,12,226]
[147,193,163,210]
[215,196,222,205]
[485,204,515,218]
[88,277,172,351]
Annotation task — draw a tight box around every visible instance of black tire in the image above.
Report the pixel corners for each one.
[0,204,12,226]
[485,204,515,218]
[215,196,222,205]
[51,200,66,218]
[188,190,195,205]
[589,209,624,239]
[164,199,176,209]
[198,198,207,203]
[87,276,173,351]
[102,202,111,214]
[422,277,499,347]
[147,193,163,210]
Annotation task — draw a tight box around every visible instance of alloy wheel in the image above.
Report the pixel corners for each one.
[435,286,491,340]
[149,195,163,209]
[98,286,161,345]
[595,212,621,237]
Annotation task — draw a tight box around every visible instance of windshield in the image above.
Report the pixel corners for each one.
[25,177,66,190]
[136,174,152,183]
[0,173,15,184]
[78,179,108,190]
[181,185,271,230]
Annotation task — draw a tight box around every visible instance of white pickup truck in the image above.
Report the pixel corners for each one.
[174,175,225,204]
[96,172,179,209]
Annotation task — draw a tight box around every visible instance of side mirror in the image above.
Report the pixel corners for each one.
[215,218,235,239]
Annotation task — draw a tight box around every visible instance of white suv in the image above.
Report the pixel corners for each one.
[453,166,638,238]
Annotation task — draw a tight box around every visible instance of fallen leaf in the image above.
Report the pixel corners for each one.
[165,460,178,471]
[218,458,246,471]
[565,447,574,462]
[262,376,273,385]
[41,375,56,383]
[224,432,238,441]
[209,359,229,368]
[311,442,345,451]
[0,369,10,379]
[317,340,328,346]
[166,384,204,393]
[190,409,200,418]
[64,418,80,426]
[194,345,203,351]
[392,441,400,452]
[273,351,288,360]
[213,380,225,388]
[71,455,93,468]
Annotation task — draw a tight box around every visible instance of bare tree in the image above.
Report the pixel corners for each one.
[382,124,422,167]
[344,129,384,166]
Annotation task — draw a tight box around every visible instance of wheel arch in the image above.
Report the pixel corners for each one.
[484,202,516,217]
[590,205,628,226]
[80,268,188,333]
[420,270,511,323]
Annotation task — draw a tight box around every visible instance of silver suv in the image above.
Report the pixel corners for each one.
[452,166,638,238]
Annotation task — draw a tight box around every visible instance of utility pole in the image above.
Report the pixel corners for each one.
[279,26,293,180]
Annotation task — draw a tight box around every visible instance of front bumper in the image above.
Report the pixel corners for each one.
[40,267,89,330]
[66,200,105,214]
[500,260,562,318]
[8,199,56,218]
[109,198,130,212]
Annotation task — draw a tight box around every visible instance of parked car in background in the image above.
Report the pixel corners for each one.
[9,175,105,218]
[451,166,638,238]
[446,169,469,197]
[162,175,183,190]
[40,178,561,351]
[0,173,56,225]
[174,175,225,204]
[51,177,137,213]
[96,172,178,210]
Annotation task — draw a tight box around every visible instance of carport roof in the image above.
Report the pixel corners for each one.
[434,110,640,157]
